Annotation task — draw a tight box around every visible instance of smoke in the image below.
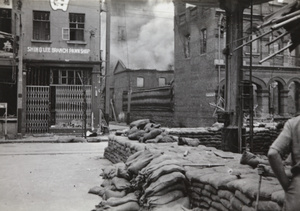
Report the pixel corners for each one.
[108,0,174,70]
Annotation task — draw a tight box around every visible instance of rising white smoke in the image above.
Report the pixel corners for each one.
[107,0,174,70]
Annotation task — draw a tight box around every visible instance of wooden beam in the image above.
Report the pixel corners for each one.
[181,0,270,8]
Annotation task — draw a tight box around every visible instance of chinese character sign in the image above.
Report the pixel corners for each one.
[50,0,69,11]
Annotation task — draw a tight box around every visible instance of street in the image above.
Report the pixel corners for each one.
[0,142,110,211]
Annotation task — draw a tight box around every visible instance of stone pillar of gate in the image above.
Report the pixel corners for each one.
[91,66,102,130]
[280,89,290,117]
[256,89,269,118]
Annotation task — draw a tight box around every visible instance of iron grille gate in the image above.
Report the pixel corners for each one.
[26,86,50,133]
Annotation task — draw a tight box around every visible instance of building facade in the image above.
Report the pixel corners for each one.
[13,0,102,135]
[111,60,174,121]
[173,0,300,127]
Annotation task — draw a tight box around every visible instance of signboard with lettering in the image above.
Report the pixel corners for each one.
[26,46,91,54]
[0,0,12,9]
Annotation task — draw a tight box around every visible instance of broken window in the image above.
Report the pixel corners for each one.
[184,34,190,58]
[201,29,207,54]
[137,77,144,87]
[50,69,90,85]
[33,11,50,40]
[69,13,85,41]
[158,77,166,86]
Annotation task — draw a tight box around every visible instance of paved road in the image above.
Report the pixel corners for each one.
[0,142,111,211]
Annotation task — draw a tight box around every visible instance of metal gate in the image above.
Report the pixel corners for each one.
[26,86,50,133]
[54,85,92,126]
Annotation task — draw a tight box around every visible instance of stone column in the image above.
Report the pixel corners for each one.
[280,89,290,117]
[256,89,269,117]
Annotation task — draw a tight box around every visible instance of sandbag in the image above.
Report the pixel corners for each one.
[130,119,152,129]
[140,129,163,143]
[146,190,184,206]
[88,186,103,195]
[126,150,144,166]
[178,137,200,147]
[240,151,269,168]
[126,126,139,136]
[127,150,161,175]
[160,135,176,143]
[143,171,186,198]
[128,130,146,140]
[103,193,138,207]
[111,177,131,191]
[151,197,190,211]
[146,164,185,185]
[102,166,117,179]
[103,189,126,200]
[101,179,112,188]
[140,158,180,178]
[104,201,140,211]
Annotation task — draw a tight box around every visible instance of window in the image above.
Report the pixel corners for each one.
[33,11,50,40]
[69,13,85,41]
[268,34,282,55]
[0,9,11,33]
[159,77,166,86]
[118,26,126,41]
[51,69,91,85]
[245,29,260,54]
[62,28,70,40]
[201,29,207,54]
[184,34,190,58]
[137,77,144,87]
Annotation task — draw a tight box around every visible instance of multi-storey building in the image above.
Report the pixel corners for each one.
[173,0,300,127]
[1,0,103,136]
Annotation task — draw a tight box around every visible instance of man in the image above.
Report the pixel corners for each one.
[268,115,300,211]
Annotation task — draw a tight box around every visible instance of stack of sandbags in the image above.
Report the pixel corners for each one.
[126,119,177,144]
[104,135,145,163]
[185,166,283,211]
[92,149,190,211]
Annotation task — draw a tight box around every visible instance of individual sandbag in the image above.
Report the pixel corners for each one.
[126,150,144,166]
[102,166,117,179]
[235,190,252,206]
[143,171,186,198]
[240,151,269,168]
[103,188,127,200]
[140,129,163,143]
[103,201,140,211]
[151,196,190,211]
[88,186,103,195]
[140,181,186,204]
[126,126,139,136]
[160,135,176,143]
[271,190,285,205]
[128,130,146,140]
[230,197,244,211]
[251,200,281,211]
[117,164,130,180]
[146,164,185,185]
[103,193,138,207]
[178,137,200,147]
[127,150,161,175]
[101,179,112,188]
[146,190,184,207]
[145,138,159,143]
[140,158,180,178]
[111,177,131,191]
[130,119,152,129]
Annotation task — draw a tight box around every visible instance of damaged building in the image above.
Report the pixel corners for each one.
[173,0,300,127]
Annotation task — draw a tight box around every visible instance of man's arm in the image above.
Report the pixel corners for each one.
[268,148,290,191]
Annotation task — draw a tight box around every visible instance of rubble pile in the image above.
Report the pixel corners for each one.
[90,149,190,211]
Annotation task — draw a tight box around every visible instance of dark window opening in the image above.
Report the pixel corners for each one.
[0,9,12,33]
[201,29,207,54]
[0,68,17,117]
[33,11,50,40]
[69,13,85,41]
[50,68,90,85]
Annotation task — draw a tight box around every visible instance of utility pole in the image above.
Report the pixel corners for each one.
[105,0,111,126]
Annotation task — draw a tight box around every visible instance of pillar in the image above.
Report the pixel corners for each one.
[280,89,290,117]
[256,89,269,117]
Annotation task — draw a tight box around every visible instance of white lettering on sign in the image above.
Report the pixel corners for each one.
[26,47,90,55]
[50,0,70,11]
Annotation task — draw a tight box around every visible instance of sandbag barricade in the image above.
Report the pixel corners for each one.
[91,149,190,211]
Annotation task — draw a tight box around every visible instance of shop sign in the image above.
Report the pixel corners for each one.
[50,0,69,11]
[0,0,12,9]
[26,46,90,54]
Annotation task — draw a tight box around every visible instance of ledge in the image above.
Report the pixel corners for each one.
[67,41,87,45]
[31,40,52,44]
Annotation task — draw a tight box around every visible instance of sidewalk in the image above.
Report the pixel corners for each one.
[0,122,129,144]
